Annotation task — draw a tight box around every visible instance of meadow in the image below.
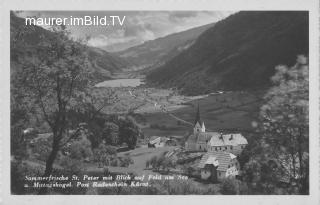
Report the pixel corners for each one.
[134,89,265,137]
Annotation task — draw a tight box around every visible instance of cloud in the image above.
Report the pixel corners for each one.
[87,29,136,47]
[16,10,236,51]
[168,11,199,22]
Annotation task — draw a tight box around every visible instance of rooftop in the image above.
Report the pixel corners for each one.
[208,133,248,147]
[198,151,237,171]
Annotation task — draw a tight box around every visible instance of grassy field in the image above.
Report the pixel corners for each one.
[117,146,176,174]
[84,146,176,177]
[137,90,265,137]
[96,82,265,138]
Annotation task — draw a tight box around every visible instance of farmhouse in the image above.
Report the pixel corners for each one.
[185,104,248,155]
[207,133,248,155]
[148,136,175,147]
[198,151,240,182]
[148,136,162,147]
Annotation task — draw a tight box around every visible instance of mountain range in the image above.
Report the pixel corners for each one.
[11,11,309,95]
[146,11,309,95]
[10,12,129,82]
[116,22,216,71]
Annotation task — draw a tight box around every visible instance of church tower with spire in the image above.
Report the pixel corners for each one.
[193,102,205,134]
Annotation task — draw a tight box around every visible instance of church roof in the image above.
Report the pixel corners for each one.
[198,151,237,171]
[187,132,247,148]
[186,132,219,144]
[208,133,248,147]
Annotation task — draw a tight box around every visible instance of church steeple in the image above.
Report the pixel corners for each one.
[194,102,201,125]
[194,102,205,133]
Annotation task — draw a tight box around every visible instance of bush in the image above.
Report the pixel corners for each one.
[68,137,93,161]
[11,160,45,194]
[220,178,239,195]
[31,139,52,161]
[118,156,134,167]
[183,166,196,177]
[147,154,175,172]
[103,167,110,175]
[103,122,119,145]
[145,160,150,168]
[11,123,28,159]
[59,157,84,175]
[110,159,118,167]
[93,144,117,166]
[149,156,158,169]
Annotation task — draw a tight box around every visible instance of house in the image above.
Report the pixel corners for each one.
[185,104,247,155]
[165,138,177,146]
[198,151,240,182]
[148,136,161,147]
[148,136,171,148]
[207,133,248,155]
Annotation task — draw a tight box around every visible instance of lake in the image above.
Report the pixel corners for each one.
[95,78,144,88]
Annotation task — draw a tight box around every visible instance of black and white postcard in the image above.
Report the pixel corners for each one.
[1,0,319,204]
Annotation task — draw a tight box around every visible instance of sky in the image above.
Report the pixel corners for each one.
[18,11,236,52]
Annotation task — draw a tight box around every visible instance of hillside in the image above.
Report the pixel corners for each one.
[116,22,216,70]
[86,47,131,81]
[10,13,129,82]
[146,11,309,95]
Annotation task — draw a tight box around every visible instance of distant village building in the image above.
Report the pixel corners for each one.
[207,133,248,156]
[198,151,240,182]
[148,136,178,148]
[148,136,162,147]
[148,136,175,147]
[185,104,248,155]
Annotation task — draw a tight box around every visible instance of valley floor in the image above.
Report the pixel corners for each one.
[97,80,265,137]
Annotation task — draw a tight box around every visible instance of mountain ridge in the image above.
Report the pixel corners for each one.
[147,11,309,95]
[115,22,216,70]
[10,13,129,83]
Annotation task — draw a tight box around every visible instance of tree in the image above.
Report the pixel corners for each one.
[118,117,140,149]
[160,158,176,173]
[11,18,98,194]
[74,88,118,148]
[68,135,93,161]
[220,178,239,195]
[103,122,119,145]
[11,12,37,159]
[93,144,117,166]
[259,55,309,194]
[59,157,84,176]
[149,156,158,170]
[10,119,28,159]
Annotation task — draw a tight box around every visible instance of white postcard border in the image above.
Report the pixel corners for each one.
[0,0,319,204]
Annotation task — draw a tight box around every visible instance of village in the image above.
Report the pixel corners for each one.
[17,85,254,194]
[20,94,250,188]
[143,104,248,183]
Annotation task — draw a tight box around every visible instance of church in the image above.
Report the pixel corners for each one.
[185,104,248,155]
